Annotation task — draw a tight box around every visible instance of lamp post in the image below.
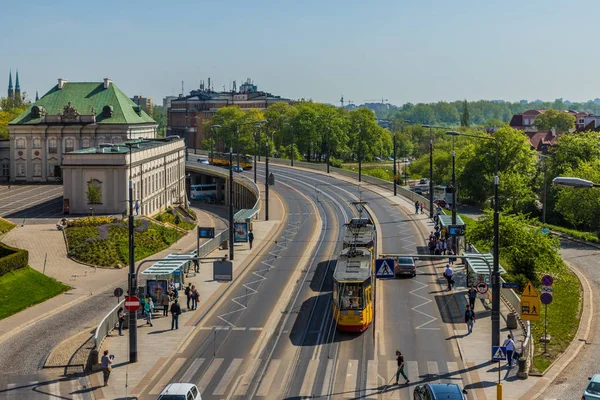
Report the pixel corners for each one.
[253,120,267,183]
[421,125,436,218]
[124,142,138,363]
[358,126,363,182]
[290,127,295,167]
[265,138,270,221]
[539,154,553,225]
[445,131,458,225]
[446,130,500,347]
[326,124,331,174]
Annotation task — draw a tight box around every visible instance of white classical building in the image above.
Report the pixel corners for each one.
[61,137,186,216]
[8,78,157,182]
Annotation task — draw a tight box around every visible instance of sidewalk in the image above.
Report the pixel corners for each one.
[0,206,218,344]
[89,193,285,399]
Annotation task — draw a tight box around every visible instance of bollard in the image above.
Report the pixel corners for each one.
[221,239,229,250]
[497,383,502,400]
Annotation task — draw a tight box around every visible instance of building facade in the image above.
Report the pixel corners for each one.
[167,79,291,150]
[62,137,186,216]
[131,95,153,115]
[8,78,157,182]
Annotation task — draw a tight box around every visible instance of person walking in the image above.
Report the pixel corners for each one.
[144,295,154,327]
[428,238,436,255]
[248,230,254,250]
[100,350,113,386]
[444,264,454,290]
[414,201,419,214]
[170,299,182,330]
[504,334,516,368]
[191,285,199,310]
[448,249,455,266]
[135,200,140,215]
[117,307,125,336]
[161,291,170,317]
[420,202,425,214]
[468,285,477,309]
[464,305,476,334]
[185,283,192,310]
[394,350,410,385]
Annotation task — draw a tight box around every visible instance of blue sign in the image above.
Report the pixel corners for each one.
[502,282,519,289]
[541,292,553,305]
[198,227,215,239]
[541,274,553,286]
[492,346,507,361]
[541,227,550,235]
[375,258,395,278]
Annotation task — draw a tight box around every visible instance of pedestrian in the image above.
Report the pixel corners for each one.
[100,350,113,386]
[394,350,410,385]
[170,299,182,330]
[504,334,516,367]
[117,307,125,336]
[191,285,199,310]
[161,290,170,317]
[468,285,477,309]
[441,240,447,255]
[248,230,254,250]
[444,264,454,290]
[185,283,192,310]
[428,238,436,255]
[448,249,455,265]
[194,259,199,273]
[144,295,154,327]
[415,200,419,214]
[135,200,140,215]
[420,202,425,214]
[464,304,476,334]
[429,231,435,240]
[435,240,442,255]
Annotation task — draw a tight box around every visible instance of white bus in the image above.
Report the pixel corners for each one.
[190,184,217,202]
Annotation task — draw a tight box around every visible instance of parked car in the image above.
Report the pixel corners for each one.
[232,165,244,173]
[158,383,202,400]
[375,156,382,161]
[402,157,410,163]
[197,158,209,165]
[583,374,600,399]
[387,156,394,161]
[395,256,416,277]
[413,383,467,400]
[419,177,429,185]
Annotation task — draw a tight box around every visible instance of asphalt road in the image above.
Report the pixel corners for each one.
[0,184,64,224]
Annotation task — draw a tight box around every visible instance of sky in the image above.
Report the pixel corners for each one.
[2,0,599,107]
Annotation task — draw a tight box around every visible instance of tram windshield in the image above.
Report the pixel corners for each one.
[335,282,364,310]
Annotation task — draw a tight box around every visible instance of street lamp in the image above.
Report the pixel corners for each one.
[229,144,234,261]
[265,138,270,221]
[552,176,596,188]
[393,131,397,196]
[446,130,500,347]
[539,154,552,224]
[358,126,363,182]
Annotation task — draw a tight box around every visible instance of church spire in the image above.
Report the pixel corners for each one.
[14,70,20,98]
[35,91,39,102]
[8,70,14,98]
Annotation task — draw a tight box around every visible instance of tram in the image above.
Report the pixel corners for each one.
[209,152,254,170]
[332,247,374,332]
[342,217,377,264]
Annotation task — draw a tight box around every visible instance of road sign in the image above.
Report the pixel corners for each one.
[198,227,215,239]
[492,346,507,361]
[213,260,233,281]
[124,295,141,312]
[502,282,519,289]
[476,281,488,294]
[541,274,554,286]
[375,258,395,279]
[113,287,124,298]
[520,281,540,321]
[541,286,553,294]
[448,225,466,236]
[541,292,553,305]
[541,227,550,235]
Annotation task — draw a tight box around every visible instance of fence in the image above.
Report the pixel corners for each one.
[93,299,125,350]
[195,228,230,259]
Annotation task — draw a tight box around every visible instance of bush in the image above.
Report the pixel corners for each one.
[0,218,15,235]
[67,216,118,228]
[0,242,28,276]
[155,208,195,231]
[329,157,343,168]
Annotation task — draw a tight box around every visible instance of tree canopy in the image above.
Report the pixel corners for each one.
[533,109,575,134]
[0,96,29,139]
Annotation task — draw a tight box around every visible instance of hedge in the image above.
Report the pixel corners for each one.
[0,242,29,276]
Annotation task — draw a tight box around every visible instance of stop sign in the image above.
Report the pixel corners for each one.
[124,295,141,312]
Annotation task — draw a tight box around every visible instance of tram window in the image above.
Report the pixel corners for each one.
[340,283,364,309]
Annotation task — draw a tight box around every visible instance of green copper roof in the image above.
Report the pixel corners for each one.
[10,82,156,125]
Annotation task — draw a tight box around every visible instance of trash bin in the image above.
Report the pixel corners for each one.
[506,312,518,329]
[221,239,229,250]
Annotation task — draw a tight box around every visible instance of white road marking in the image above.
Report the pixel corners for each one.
[386,360,401,399]
[427,361,440,383]
[149,357,187,394]
[409,280,440,330]
[180,358,205,383]
[198,358,224,393]
[300,359,319,396]
[343,359,358,398]
[213,358,243,396]
[320,359,335,397]
[366,359,378,399]
[233,358,262,396]
[256,358,281,397]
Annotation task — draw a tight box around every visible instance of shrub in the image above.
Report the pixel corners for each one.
[329,157,343,168]
[67,216,117,228]
[0,243,28,276]
[0,218,15,235]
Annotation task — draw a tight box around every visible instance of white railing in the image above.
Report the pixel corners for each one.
[93,300,124,350]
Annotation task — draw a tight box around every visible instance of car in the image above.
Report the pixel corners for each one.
[413,383,467,400]
[232,165,244,173]
[395,256,416,277]
[387,156,395,161]
[375,156,382,161]
[402,157,410,163]
[158,383,202,400]
[583,374,600,399]
[419,178,429,185]
[197,158,209,165]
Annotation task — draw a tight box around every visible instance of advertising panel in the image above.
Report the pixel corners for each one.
[234,222,248,242]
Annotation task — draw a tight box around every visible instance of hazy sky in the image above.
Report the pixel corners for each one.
[2,0,598,106]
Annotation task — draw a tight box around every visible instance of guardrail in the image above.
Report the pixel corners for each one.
[93,300,124,350]
[194,228,230,259]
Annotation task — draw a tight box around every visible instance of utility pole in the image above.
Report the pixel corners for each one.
[451,134,456,225]
[393,131,397,196]
[327,125,331,174]
[265,139,270,221]
[429,126,433,218]
[358,126,362,182]
[229,146,234,260]
[125,143,137,363]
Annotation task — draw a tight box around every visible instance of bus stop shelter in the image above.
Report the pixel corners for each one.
[437,214,466,253]
[462,252,507,286]
[141,253,193,290]
[233,209,259,243]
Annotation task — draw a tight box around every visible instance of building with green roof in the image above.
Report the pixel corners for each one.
[7,78,157,182]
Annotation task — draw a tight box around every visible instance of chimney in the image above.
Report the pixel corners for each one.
[57,78,67,89]
[103,78,111,89]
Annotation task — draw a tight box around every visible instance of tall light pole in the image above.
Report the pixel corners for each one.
[447,130,500,347]
[253,120,267,183]
[358,126,363,182]
[265,138,270,221]
[540,154,552,225]
[229,126,235,260]
[444,132,458,225]
[421,124,434,217]
[124,142,137,363]
[290,127,295,167]
[326,124,331,174]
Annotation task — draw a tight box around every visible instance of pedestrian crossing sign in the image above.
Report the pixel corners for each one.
[375,258,395,278]
[492,346,507,361]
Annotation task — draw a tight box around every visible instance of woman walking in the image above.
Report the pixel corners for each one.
[117,307,125,336]
[144,295,154,327]
[191,285,199,310]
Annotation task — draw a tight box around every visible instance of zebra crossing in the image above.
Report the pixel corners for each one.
[161,356,466,399]
[1,378,87,399]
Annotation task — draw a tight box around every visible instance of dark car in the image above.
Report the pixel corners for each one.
[413,383,467,400]
[395,256,416,277]
[232,165,244,173]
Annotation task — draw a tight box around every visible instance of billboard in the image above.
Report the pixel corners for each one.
[234,222,248,242]
[146,280,168,304]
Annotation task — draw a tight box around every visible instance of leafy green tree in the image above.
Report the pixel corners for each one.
[0,96,29,139]
[460,100,470,127]
[534,109,575,134]
[86,181,102,204]
[151,105,167,137]
[554,159,600,231]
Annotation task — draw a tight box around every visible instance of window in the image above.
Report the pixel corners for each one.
[49,139,57,153]
[579,119,585,124]
[82,138,90,149]
[49,162,57,176]
[16,163,25,177]
[33,163,41,177]
[33,138,41,149]
[1,164,8,177]
[16,139,25,149]
[65,139,74,153]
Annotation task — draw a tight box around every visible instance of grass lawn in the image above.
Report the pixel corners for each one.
[65,218,186,268]
[0,218,15,235]
[530,266,582,374]
[0,266,70,320]
[155,207,196,231]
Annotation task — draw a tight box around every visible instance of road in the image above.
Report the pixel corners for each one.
[0,184,64,224]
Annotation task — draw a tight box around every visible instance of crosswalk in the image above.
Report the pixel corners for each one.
[165,356,466,399]
[1,379,86,399]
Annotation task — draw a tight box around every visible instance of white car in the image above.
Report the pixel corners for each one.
[197,158,209,165]
[158,383,202,400]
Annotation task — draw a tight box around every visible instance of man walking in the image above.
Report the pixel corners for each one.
[170,299,182,330]
[468,285,477,309]
[504,334,516,368]
[464,305,476,334]
[144,295,154,327]
[444,264,454,290]
[100,350,113,387]
[415,201,419,214]
[248,230,254,250]
[394,350,410,385]
[161,290,170,317]
[135,200,140,215]
[185,283,192,310]
[420,202,425,214]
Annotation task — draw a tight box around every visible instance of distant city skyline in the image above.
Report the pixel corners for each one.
[2,0,600,106]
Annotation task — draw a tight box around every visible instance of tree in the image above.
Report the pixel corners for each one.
[533,109,575,134]
[86,180,102,204]
[0,96,29,139]
[151,105,167,138]
[554,159,600,231]
[460,100,470,127]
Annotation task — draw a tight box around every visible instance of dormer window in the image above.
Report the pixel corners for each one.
[102,105,113,118]
[31,105,46,118]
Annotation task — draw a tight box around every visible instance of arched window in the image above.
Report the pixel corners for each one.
[16,139,25,149]
[65,139,74,153]
[48,139,57,153]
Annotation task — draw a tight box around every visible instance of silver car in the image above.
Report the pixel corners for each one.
[395,256,416,277]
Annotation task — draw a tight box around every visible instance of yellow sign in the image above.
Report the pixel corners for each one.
[520,281,540,321]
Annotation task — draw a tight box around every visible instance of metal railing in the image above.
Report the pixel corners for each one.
[93,299,125,350]
[195,228,230,259]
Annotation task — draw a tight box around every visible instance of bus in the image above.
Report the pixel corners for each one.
[332,247,373,332]
[209,152,253,170]
[190,183,224,202]
[433,185,455,208]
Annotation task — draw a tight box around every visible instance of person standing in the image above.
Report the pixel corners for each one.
[170,299,182,330]
[248,230,254,250]
[100,350,113,386]
[117,307,125,336]
[504,334,516,368]
[444,264,454,290]
[414,201,419,214]
[144,295,154,327]
[420,202,425,214]
[191,285,199,310]
[394,350,410,385]
[468,285,477,309]
[135,200,140,215]
[185,283,192,310]
[464,305,476,334]
[161,291,170,317]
